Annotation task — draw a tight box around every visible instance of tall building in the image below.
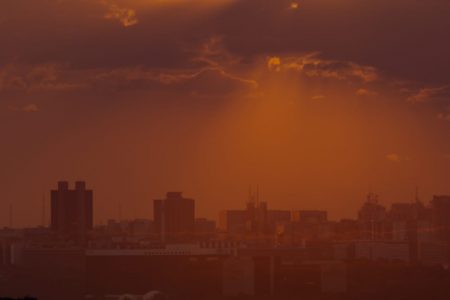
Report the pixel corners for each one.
[219,188,290,235]
[153,192,195,242]
[291,210,330,241]
[357,193,386,240]
[243,186,286,235]
[50,181,93,241]
[267,210,291,232]
[431,195,450,243]
[292,210,328,223]
[219,210,247,234]
[245,198,269,234]
[195,218,216,235]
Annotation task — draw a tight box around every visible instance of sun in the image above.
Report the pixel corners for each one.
[290,2,299,10]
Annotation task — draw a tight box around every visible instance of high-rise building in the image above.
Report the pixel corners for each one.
[292,210,328,223]
[245,199,269,234]
[219,189,289,235]
[357,193,386,240]
[431,195,450,243]
[267,210,291,232]
[242,186,276,235]
[50,181,93,241]
[153,192,195,242]
[195,218,216,235]
[291,210,330,241]
[219,210,247,234]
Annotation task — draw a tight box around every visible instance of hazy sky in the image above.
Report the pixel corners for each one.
[1,0,449,227]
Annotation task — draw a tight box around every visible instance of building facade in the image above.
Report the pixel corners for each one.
[50,181,93,241]
[154,192,195,242]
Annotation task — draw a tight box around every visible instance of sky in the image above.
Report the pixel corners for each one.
[1,0,449,227]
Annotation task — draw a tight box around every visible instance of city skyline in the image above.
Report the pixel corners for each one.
[1,0,450,228]
[3,180,448,229]
[3,181,450,299]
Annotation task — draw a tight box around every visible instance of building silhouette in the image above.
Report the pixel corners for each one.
[219,210,247,234]
[245,198,269,234]
[431,195,450,243]
[357,192,386,240]
[219,188,290,235]
[50,181,93,241]
[267,210,291,233]
[195,218,216,235]
[291,210,330,241]
[292,210,328,223]
[153,192,195,242]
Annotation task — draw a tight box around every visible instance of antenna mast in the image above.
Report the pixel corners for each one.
[256,184,260,205]
[42,193,46,227]
[248,185,253,203]
[415,186,420,204]
[9,203,13,228]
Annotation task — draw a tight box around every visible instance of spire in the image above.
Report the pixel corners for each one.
[415,185,420,204]
[42,193,46,227]
[118,201,123,220]
[256,184,260,205]
[9,203,13,228]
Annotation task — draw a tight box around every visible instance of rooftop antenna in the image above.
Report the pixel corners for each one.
[367,183,378,204]
[415,185,420,204]
[42,193,46,227]
[9,203,13,228]
[367,192,378,204]
[256,184,260,205]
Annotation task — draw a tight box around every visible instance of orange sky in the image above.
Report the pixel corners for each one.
[1,0,449,227]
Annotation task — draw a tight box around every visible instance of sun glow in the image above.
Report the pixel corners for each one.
[290,2,299,10]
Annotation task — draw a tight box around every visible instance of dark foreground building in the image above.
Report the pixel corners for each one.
[4,243,450,300]
[153,192,195,242]
[50,181,93,241]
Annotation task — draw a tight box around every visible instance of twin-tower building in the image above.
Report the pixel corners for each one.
[50,181,94,241]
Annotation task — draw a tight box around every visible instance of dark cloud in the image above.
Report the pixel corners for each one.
[0,64,85,92]
[1,0,449,87]
[214,0,450,85]
[266,53,379,82]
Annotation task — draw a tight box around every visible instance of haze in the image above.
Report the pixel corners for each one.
[1,0,449,227]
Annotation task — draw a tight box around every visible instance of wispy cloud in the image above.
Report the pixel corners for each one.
[386,153,411,163]
[92,66,257,95]
[101,0,138,27]
[356,88,377,97]
[0,64,84,92]
[407,85,449,103]
[437,106,450,122]
[267,57,282,72]
[311,95,326,101]
[8,104,39,113]
[267,53,379,83]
